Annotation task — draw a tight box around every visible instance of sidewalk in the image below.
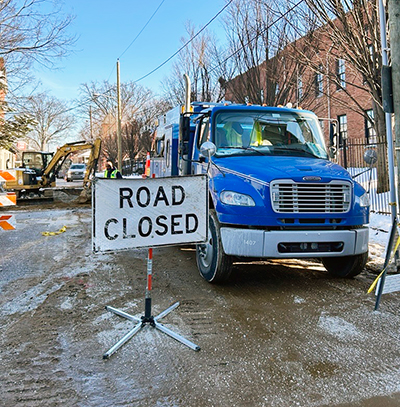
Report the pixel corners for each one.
[368,213,391,273]
[369,212,391,245]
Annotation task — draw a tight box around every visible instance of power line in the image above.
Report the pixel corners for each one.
[106,0,166,82]
[67,0,234,114]
[134,0,234,83]
[119,0,166,59]
[58,0,304,117]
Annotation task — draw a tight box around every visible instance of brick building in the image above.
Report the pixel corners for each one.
[224,21,378,149]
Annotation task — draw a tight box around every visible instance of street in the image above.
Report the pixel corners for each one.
[1,204,400,407]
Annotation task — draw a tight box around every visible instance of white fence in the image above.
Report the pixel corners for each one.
[348,167,391,215]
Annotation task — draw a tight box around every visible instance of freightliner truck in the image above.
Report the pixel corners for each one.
[150,77,369,283]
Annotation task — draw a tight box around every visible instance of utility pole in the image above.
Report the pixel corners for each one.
[388,0,400,214]
[378,0,397,223]
[89,106,93,142]
[116,59,122,173]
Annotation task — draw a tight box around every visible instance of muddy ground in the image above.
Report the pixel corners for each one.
[1,204,400,407]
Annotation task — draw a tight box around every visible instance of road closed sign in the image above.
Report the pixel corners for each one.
[92,175,208,252]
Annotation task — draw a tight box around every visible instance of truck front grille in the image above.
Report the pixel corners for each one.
[270,180,351,214]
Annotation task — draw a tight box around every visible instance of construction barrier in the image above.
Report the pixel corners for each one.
[0,192,16,206]
[0,170,16,182]
[0,215,16,230]
[143,152,151,178]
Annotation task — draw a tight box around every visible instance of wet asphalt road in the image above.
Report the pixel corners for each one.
[1,205,400,407]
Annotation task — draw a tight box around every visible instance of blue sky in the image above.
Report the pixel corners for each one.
[33,0,229,104]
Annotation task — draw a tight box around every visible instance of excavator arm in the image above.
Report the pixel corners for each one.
[40,139,102,188]
[83,138,102,189]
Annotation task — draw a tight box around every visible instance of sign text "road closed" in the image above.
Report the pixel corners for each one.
[92,175,208,252]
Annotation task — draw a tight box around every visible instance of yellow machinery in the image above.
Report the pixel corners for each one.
[4,139,102,200]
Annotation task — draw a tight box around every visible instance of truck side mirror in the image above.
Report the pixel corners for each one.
[200,141,216,159]
[329,122,337,145]
[328,122,337,159]
[180,116,190,142]
[179,115,191,156]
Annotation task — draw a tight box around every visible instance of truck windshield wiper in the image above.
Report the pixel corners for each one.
[220,146,267,156]
[272,146,320,158]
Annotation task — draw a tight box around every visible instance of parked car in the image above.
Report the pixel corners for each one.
[65,163,86,182]
[57,169,66,179]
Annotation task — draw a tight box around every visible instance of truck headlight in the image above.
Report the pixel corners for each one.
[359,192,370,207]
[220,191,255,206]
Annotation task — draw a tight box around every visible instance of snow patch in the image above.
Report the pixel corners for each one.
[318,314,361,339]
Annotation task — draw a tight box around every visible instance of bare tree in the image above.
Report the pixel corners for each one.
[290,0,388,190]
[161,22,228,105]
[80,81,152,130]
[0,0,75,150]
[79,81,170,168]
[223,0,270,104]
[102,132,118,165]
[122,120,141,173]
[289,1,382,123]
[0,0,75,87]
[22,92,76,150]
[222,0,318,107]
[121,97,171,170]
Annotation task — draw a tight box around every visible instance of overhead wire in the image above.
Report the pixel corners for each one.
[106,0,166,82]
[59,0,167,115]
[58,0,234,115]
[119,0,166,59]
[58,0,305,116]
[134,0,235,83]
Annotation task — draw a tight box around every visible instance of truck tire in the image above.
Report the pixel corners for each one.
[322,252,368,278]
[196,210,233,283]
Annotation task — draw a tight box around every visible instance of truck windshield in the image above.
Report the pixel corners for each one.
[213,110,328,159]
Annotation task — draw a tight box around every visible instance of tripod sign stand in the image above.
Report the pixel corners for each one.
[103,248,200,359]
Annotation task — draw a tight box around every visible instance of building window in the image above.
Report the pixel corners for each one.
[298,76,303,100]
[337,59,346,89]
[316,66,323,97]
[338,114,347,147]
[365,109,376,144]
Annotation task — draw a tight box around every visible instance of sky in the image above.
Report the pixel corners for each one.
[32,0,229,106]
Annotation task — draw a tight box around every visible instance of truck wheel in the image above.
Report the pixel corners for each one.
[196,210,232,283]
[322,252,368,278]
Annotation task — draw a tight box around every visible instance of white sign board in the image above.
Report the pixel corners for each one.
[92,175,208,252]
[375,274,400,295]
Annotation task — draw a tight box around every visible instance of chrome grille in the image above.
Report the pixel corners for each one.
[270,180,351,213]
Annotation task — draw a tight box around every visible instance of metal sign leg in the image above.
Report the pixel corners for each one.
[103,248,200,359]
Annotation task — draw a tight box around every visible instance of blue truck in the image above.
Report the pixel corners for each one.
[151,82,369,283]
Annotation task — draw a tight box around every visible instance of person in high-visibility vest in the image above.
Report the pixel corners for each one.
[104,160,122,179]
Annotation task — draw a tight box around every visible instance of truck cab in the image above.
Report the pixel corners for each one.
[152,101,369,283]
